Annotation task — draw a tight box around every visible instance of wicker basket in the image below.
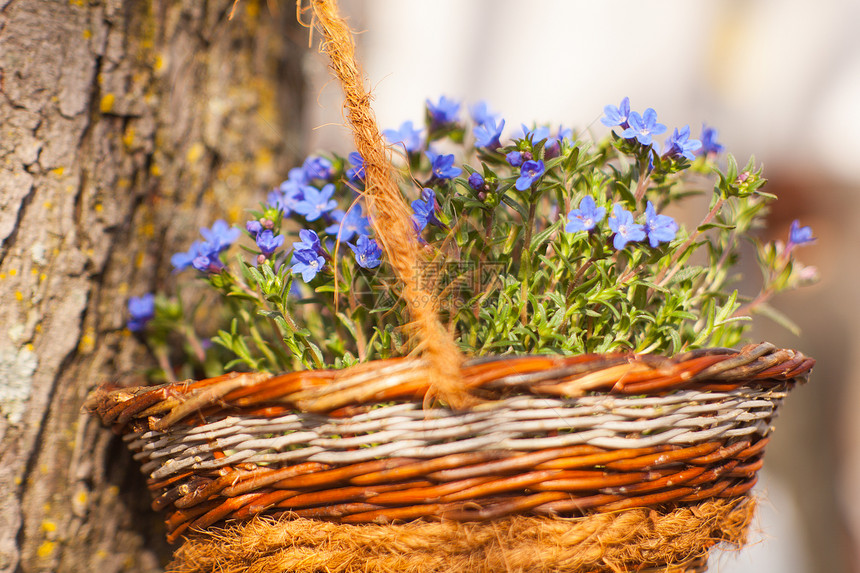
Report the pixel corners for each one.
[87,341,812,571]
[87,2,816,570]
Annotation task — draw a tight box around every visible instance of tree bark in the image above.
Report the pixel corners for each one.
[0,1,305,571]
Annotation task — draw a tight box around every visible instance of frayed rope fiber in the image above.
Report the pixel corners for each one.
[302,0,468,408]
[167,497,754,573]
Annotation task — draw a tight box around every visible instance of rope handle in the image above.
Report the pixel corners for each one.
[300,0,471,407]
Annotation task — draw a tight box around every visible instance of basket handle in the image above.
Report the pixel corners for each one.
[300,0,471,407]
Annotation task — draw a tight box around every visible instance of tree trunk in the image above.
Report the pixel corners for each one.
[0,1,305,571]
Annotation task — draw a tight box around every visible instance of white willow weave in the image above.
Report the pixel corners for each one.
[126,387,786,481]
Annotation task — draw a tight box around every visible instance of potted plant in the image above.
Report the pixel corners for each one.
[89,2,816,571]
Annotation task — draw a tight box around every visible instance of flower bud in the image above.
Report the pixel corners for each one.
[468,172,485,191]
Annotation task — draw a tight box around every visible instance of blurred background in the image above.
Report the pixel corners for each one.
[292,1,859,570]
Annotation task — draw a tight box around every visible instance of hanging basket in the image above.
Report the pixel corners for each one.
[87,1,816,571]
[87,342,812,571]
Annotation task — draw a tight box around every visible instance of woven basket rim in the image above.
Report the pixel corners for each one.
[90,342,813,427]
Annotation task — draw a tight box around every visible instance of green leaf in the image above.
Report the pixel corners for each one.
[666,266,705,286]
[530,219,562,251]
[501,194,529,220]
[753,303,801,336]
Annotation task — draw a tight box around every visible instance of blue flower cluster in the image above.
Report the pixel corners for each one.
[601,97,710,161]
[266,156,335,217]
[144,94,818,374]
[278,182,381,281]
[290,229,326,282]
[171,220,240,274]
[168,144,388,286]
[566,197,678,250]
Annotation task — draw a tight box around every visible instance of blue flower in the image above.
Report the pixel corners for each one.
[171,240,210,271]
[383,121,423,153]
[267,190,289,214]
[621,108,666,146]
[246,220,263,238]
[290,249,326,282]
[608,203,646,249]
[469,101,501,126]
[426,151,462,179]
[663,126,702,161]
[544,126,570,158]
[506,151,524,167]
[699,124,724,156]
[348,234,383,269]
[473,118,505,149]
[601,97,631,128]
[268,182,304,215]
[191,252,225,274]
[256,230,284,257]
[346,152,366,181]
[644,201,678,247]
[280,172,306,192]
[302,156,333,181]
[200,220,240,253]
[557,126,573,142]
[565,196,606,233]
[468,172,485,190]
[289,281,303,300]
[515,160,545,191]
[520,124,551,144]
[325,206,370,242]
[426,96,461,125]
[285,166,309,186]
[788,220,815,248]
[292,229,323,254]
[127,294,155,332]
[293,183,338,221]
[412,188,444,231]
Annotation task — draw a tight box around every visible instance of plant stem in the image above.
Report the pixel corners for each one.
[618,262,647,284]
[182,323,207,363]
[519,198,538,326]
[657,197,725,287]
[633,156,651,203]
[732,289,772,319]
[153,346,177,384]
[483,208,494,240]
[348,281,368,362]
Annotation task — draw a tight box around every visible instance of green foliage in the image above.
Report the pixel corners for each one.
[135,106,817,378]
